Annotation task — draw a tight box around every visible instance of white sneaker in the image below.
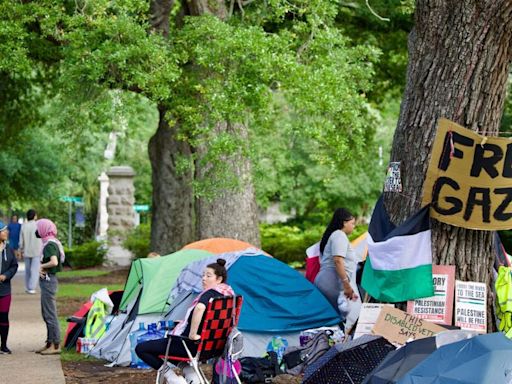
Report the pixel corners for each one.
[182,366,201,384]
[164,367,187,384]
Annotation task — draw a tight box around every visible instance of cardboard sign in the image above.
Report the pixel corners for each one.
[422,118,512,230]
[372,306,445,345]
[354,303,394,339]
[455,280,487,333]
[407,265,455,325]
[384,162,402,192]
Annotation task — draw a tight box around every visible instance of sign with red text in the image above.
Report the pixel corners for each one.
[372,306,445,345]
[407,265,455,325]
[455,280,487,333]
[422,118,512,230]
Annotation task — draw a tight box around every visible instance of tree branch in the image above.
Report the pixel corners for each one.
[365,0,390,22]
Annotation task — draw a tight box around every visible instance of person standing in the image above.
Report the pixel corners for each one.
[19,209,42,294]
[314,208,358,318]
[35,219,64,355]
[7,215,21,259]
[0,221,19,354]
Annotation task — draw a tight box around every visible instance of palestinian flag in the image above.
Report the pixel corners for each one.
[362,196,434,302]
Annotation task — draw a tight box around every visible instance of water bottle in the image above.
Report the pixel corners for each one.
[158,320,167,337]
[136,323,162,369]
[129,322,146,368]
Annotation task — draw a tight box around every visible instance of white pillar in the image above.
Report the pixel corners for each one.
[97,172,109,241]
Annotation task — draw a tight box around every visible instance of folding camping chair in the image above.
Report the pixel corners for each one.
[157,295,243,384]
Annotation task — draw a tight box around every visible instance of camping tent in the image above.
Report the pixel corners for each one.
[164,253,341,356]
[119,248,213,314]
[90,241,339,366]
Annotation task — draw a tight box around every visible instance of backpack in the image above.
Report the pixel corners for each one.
[225,326,244,360]
[282,330,332,375]
[239,351,281,383]
[212,327,244,384]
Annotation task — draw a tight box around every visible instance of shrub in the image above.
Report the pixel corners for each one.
[123,223,151,259]
[260,223,368,266]
[66,241,107,269]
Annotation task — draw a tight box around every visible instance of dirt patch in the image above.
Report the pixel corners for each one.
[59,297,89,318]
[62,361,302,383]
[62,361,157,384]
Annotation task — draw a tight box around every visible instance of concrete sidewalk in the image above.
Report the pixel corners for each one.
[1,262,66,383]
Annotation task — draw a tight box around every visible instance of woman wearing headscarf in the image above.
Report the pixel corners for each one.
[315,208,359,318]
[136,258,234,384]
[0,221,18,354]
[35,219,64,355]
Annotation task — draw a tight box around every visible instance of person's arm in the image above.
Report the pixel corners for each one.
[333,256,358,300]
[188,302,207,340]
[0,249,18,282]
[19,227,24,255]
[41,255,58,270]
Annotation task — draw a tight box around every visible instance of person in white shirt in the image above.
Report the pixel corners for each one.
[19,209,42,294]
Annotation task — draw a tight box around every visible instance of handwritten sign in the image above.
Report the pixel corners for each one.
[455,280,487,333]
[407,265,455,325]
[422,118,512,230]
[372,306,445,345]
[354,303,394,339]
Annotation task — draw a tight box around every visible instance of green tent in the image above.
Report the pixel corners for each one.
[119,249,213,314]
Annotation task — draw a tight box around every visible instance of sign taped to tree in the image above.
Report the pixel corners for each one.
[384,162,402,192]
[407,265,455,325]
[422,118,512,230]
[455,280,487,333]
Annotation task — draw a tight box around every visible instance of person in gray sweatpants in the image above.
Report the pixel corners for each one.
[35,219,63,355]
[19,209,41,294]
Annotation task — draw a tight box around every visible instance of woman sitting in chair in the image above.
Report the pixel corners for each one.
[136,258,234,384]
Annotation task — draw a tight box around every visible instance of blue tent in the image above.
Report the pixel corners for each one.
[229,255,339,332]
[398,333,512,384]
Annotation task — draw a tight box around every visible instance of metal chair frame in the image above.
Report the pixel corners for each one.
[156,295,243,384]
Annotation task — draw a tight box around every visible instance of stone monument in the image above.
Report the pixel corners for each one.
[105,166,136,266]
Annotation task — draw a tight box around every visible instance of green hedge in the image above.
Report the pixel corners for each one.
[123,223,151,259]
[260,223,368,266]
[65,241,107,269]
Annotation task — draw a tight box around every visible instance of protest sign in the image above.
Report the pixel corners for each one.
[407,265,455,325]
[455,280,487,333]
[372,306,445,345]
[422,118,512,230]
[354,303,394,339]
[384,162,402,192]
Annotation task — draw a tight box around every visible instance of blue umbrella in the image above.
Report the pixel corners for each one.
[363,337,437,384]
[398,332,512,384]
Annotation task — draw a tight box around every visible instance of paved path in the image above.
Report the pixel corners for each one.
[1,262,66,384]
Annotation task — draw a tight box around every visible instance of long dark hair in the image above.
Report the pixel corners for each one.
[207,258,228,283]
[319,208,354,254]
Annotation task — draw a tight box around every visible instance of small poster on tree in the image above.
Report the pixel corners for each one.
[384,162,402,192]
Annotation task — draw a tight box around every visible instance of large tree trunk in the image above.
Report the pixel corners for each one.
[387,1,512,330]
[148,0,261,252]
[148,0,195,253]
[195,122,261,246]
[187,0,260,245]
[148,107,195,253]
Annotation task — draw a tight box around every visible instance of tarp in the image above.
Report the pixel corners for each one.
[119,249,213,314]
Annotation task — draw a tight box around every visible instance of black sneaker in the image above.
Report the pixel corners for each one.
[0,346,11,354]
